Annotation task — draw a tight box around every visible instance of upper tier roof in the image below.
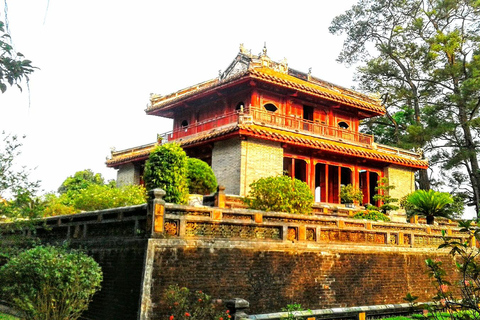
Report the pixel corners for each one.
[146,45,385,117]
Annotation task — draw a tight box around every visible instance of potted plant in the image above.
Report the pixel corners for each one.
[340,184,363,208]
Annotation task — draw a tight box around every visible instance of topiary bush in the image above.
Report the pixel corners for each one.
[353,210,390,222]
[0,245,103,320]
[244,175,313,214]
[144,143,189,204]
[186,158,217,195]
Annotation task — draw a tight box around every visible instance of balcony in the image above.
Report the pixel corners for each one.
[158,107,374,146]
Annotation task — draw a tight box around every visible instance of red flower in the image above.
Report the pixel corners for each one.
[169,316,174,320]
[228,316,231,319]
[219,318,223,320]
[226,310,230,314]
[174,302,179,306]
[185,312,191,317]
[198,299,202,302]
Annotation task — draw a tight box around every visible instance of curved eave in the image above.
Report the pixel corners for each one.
[146,69,385,117]
[238,125,428,169]
[107,124,426,170]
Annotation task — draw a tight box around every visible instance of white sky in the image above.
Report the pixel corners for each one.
[1,0,359,195]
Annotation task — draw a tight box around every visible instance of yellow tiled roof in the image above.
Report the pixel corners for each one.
[148,65,384,116]
[107,124,427,169]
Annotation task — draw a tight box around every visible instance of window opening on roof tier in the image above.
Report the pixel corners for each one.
[263,103,278,112]
[338,121,349,129]
[181,120,189,128]
[235,102,244,112]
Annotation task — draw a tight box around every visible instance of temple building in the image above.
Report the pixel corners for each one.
[106,45,428,208]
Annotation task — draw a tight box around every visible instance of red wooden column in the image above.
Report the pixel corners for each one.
[324,164,329,203]
[337,166,342,204]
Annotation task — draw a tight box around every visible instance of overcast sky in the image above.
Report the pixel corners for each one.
[1,0,358,194]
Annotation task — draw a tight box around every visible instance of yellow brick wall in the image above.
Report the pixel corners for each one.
[384,165,416,202]
[240,137,284,197]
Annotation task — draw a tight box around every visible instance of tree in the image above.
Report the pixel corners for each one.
[406,189,454,225]
[330,0,480,215]
[58,169,105,195]
[44,170,147,215]
[244,175,314,214]
[373,177,399,214]
[143,143,189,204]
[186,158,217,195]
[0,20,35,93]
[0,245,102,320]
[0,132,42,218]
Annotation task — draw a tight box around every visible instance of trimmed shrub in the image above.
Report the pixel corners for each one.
[353,210,390,222]
[244,175,313,214]
[0,245,103,320]
[187,158,217,195]
[144,143,189,204]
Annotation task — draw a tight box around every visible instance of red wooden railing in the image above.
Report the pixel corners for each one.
[158,107,374,146]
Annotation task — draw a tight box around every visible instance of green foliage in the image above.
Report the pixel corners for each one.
[340,184,363,204]
[58,169,105,195]
[144,143,189,204]
[186,158,217,195]
[353,210,390,222]
[373,178,399,214]
[418,221,480,320]
[43,184,147,215]
[406,190,454,224]
[0,21,35,93]
[65,184,146,212]
[0,245,102,320]
[331,0,480,211]
[281,303,311,320]
[163,284,229,320]
[0,132,42,219]
[244,175,313,214]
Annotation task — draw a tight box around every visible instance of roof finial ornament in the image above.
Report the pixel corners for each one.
[308,67,312,81]
[239,43,247,54]
[218,70,223,79]
[262,42,267,56]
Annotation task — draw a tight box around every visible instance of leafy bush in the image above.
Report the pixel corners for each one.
[0,245,103,320]
[69,184,147,212]
[373,178,399,213]
[406,189,453,224]
[43,184,147,215]
[144,143,189,204]
[58,169,105,195]
[340,184,363,204]
[187,158,217,195]
[353,210,390,222]
[244,175,313,214]
[163,284,229,320]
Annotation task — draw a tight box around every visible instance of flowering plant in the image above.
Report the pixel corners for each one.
[163,285,230,320]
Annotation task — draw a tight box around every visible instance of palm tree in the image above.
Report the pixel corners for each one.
[407,190,453,225]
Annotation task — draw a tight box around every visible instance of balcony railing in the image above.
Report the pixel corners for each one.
[158,107,374,146]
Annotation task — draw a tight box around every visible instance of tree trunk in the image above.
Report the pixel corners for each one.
[426,215,434,225]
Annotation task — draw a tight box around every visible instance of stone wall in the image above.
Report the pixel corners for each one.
[212,139,243,195]
[1,205,149,320]
[116,162,141,187]
[145,239,457,319]
[212,137,283,197]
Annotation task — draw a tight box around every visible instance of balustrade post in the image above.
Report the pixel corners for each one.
[215,185,226,208]
[147,189,166,237]
[225,298,249,320]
